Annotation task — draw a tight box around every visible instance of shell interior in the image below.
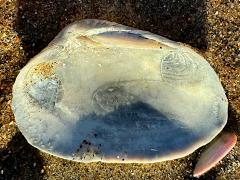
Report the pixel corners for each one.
[12,19,228,163]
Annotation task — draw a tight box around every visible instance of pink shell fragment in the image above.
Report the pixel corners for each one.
[193,132,237,177]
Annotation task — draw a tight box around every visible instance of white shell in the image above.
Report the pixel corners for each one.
[12,19,228,163]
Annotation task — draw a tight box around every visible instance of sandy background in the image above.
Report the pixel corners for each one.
[0,0,239,179]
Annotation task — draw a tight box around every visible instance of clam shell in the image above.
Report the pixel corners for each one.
[12,19,228,162]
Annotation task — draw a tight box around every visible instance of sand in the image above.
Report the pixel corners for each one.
[0,0,239,179]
